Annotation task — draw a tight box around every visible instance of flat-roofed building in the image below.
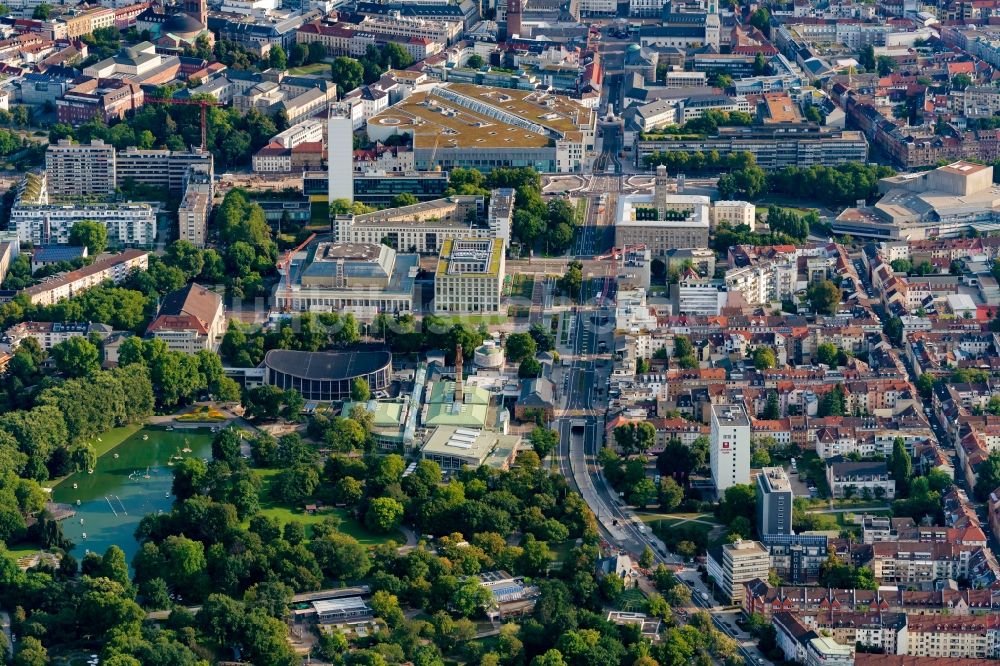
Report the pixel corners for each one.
[334,195,500,254]
[312,597,373,624]
[45,139,116,197]
[757,466,793,537]
[712,200,755,230]
[614,165,710,253]
[274,240,418,317]
[636,124,868,170]
[706,539,770,604]
[115,148,213,193]
[177,164,212,248]
[805,637,853,666]
[833,161,1000,240]
[421,426,520,471]
[346,171,450,206]
[711,402,751,492]
[434,238,505,315]
[366,83,595,172]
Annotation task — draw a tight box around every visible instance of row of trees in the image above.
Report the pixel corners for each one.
[719,162,896,206]
[447,167,579,254]
[0,363,153,482]
[640,109,754,139]
[54,96,283,169]
[330,44,414,96]
[0,239,229,333]
[371,313,488,364]
[644,149,757,175]
[221,312,361,368]
[763,205,819,241]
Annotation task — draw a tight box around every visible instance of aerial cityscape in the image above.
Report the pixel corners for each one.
[0,0,997,663]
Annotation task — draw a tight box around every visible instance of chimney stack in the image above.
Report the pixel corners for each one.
[455,344,464,403]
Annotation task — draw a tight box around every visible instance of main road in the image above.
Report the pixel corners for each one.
[552,279,774,666]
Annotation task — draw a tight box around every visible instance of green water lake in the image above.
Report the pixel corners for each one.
[50,427,215,563]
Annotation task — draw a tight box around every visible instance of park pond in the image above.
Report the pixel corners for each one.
[50,426,215,563]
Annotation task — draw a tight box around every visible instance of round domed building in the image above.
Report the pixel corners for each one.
[154,0,213,54]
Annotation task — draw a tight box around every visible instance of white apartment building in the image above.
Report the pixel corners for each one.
[433,238,505,315]
[706,539,770,604]
[964,86,1000,118]
[271,118,324,149]
[664,70,708,87]
[14,203,157,247]
[580,0,616,15]
[20,249,149,306]
[488,188,514,249]
[178,191,210,248]
[712,201,756,230]
[4,321,112,350]
[710,402,751,492]
[45,139,116,197]
[677,277,726,315]
[177,165,212,248]
[357,15,461,45]
[725,260,796,305]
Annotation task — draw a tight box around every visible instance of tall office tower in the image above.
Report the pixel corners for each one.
[710,402,751,492]
[756,466,794,537]
[328,110,354,203]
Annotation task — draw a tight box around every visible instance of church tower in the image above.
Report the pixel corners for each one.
[507,0,522,39]
[705,0,720,51]
[181,0,207,28]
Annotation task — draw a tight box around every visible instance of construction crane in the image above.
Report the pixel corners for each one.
[145,97,223,152]
[277,233,316,312]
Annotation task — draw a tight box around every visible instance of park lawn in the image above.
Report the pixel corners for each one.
[90,424,145,458]
[616,588,647,612]
[508,305,530,318]
[510,274,535,300]
[7,543,41,559]
[42,424,145,489]
[574,197,588,225]
[548,538,578,562]
[289,62,331,76]
[254,468,404,546]
[310,199,330,226]
[435,314,508,327]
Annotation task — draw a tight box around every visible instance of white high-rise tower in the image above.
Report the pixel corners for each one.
[710,403,750,492]
[328,109,354,204]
